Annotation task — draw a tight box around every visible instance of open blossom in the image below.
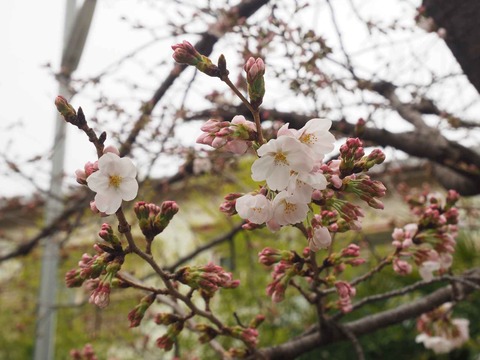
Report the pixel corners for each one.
[252,136,314,191]
[235,193,272,224]
[287,169,328,203]
[86,153,138,215]
[416,304,470,355]
[296,119,335,158]
[271,191,309,226]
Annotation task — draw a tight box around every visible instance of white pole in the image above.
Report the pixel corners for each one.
[33,1,96,358]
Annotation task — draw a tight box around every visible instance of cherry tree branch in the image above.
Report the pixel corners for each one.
[187,105,480,195]
[251,267,480,359]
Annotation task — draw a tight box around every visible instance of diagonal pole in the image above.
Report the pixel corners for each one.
[33,1,96,359]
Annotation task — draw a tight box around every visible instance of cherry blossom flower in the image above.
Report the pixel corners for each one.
[416,315,469,354]
[252,136,314,191]
[418,260,440,281]
[287,170,328,203]
[271,191,309,226]
[296,118,335,158]
[235,193,272,224]
[86,153,138,215]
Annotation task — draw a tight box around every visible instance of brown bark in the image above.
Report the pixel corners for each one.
[423,0,480,94]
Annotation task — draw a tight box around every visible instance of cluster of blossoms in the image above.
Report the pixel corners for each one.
[416,303,469,354]
[391,189,460,281]
[235,118,335,231]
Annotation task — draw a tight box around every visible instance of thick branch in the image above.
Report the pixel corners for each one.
[189,106,480,195]
[423,0,480,95]
[253,268,480,359]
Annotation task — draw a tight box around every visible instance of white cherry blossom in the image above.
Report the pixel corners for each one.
[87,153,138,215]
[296,118,335,158]
[235,194,272,224]
[251,136,314,191]
[287,170,328,203]
[271,191,309,226]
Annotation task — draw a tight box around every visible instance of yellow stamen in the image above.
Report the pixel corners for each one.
[109,174,123,188]
[283,201,297,214]
[274,152,289,166]
[299,133,317,145]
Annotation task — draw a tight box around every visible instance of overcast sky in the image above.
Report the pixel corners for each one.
[0,0,166,197]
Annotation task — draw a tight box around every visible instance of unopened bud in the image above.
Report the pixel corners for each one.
[55,95,76,120]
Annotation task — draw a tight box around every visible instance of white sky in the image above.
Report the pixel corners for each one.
[0,0,166,197]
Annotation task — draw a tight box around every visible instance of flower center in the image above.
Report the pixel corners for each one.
[274,152,289,166]
[109,174,123,188]
[299,133,317,145]
[283,200,297,214]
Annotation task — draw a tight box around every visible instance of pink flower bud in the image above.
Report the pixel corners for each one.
[171,40,202,65]
[103,145,120,156]
[55,95,76,119]
[393,258,412,275]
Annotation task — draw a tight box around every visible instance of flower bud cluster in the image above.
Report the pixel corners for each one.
[171,40,221,77]
[344,174,387,210]
[334,281,356,313]
[127,293,156,328]
[244,57,266,109]
[265,260,302,303]
[229,326,260,348]
[65,225,125,308]
[258,247,300,266]
[69,343,98,360]
[156,321,184,351]
[339,138,385,177]
[391,190,460,280]
[416,303,469,354]
[175,262,240,297]
[134,201,179,240]
[325,244,366,271]
[197,115,257,154]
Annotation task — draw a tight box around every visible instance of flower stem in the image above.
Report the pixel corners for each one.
[221,75,265,144]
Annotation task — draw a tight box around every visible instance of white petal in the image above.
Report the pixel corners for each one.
[266,165,290,191]
[87,171,110,193]
[94,191,123,214]
[256,138,278,157]
[303,118,332,132]
[119,177,138,201]
[251,156,274,182]
[287,147,314,172]
[97,153,119,173]
[117,157,137,178]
